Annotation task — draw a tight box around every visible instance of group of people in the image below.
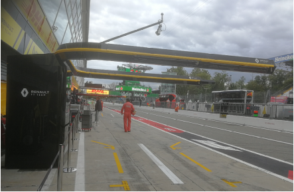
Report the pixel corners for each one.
[94,97,135,132]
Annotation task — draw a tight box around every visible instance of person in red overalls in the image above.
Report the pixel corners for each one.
[121,98,135,132]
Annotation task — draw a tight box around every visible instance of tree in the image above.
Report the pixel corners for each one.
[166,67,189,95]
[109,82,118,90]
[235,76,246,89]
[167,66,188,76]
[85,81,92,84]
[246,80,266,92]
[211,71,230,91]
[268,69,292,92]
[188,68,212,95]
[228,82,238,90]
[190,68,211,80]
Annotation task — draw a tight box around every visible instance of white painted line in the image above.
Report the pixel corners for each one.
[192,139,241,151]
[110,113,114,117]
[186,114,293,134]
[140,109,293,134]
[132,117,293,183]
[144,113,293,145]
[132,115,292,165]
[138,143,184,184]
[75,132,85,191]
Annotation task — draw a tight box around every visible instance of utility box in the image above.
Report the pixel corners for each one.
[82,110,92,131]
[5,54,68,169]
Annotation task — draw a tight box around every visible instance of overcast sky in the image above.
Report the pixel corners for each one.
[85,0,293,89]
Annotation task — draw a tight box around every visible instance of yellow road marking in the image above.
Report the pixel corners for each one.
[113,152,123,173]
[170,142,181,150]
[222,179,242,187]
[110,181,130,191]
[101,113,103,117]
[180,153,212,172]
[91,140,115,150]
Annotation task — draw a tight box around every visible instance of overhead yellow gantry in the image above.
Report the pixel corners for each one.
[55,42,275,85]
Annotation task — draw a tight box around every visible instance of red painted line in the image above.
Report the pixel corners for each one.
[111,108,183,133]
[288,170,293,180]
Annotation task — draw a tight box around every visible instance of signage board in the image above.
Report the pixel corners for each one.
[270,96,288,103]
[86,89,109,95]
[115,85,152,93]
[268,53,293,64]
[120,92,146,97]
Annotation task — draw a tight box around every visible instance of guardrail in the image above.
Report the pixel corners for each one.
[37,112,80,191]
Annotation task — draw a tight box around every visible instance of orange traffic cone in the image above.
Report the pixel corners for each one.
[175,105,179,112]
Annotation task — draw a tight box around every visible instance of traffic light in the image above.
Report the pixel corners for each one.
[253,110,258,117]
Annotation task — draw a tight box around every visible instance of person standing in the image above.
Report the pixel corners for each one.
[95,97,102,124]
[121,98,135,132]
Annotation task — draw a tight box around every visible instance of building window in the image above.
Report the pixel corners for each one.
[38,0,61,27]
[53,0,67,44]
[62,23,71,44]
[3,0,19,21]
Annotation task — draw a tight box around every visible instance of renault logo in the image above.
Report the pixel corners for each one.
[255,58,259,63]
[21,88,29,97]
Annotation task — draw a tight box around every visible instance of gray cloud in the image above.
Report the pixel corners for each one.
[88,0,293,87]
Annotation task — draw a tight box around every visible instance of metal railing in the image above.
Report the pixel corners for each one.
[37,112,80,191]
[37,144,63,191]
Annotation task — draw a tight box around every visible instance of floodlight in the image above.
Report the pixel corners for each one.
[155,24,162,36]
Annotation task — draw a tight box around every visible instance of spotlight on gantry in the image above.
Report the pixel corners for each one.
[155,24,162,36]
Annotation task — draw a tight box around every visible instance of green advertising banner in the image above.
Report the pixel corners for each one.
[109,91,122,96]
[66,76,71,89]
[115,85,152,93]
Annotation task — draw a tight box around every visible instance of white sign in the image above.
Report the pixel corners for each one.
[132,87,147,92]
[192,139,241,151]
[275,54,293,62]
[21,88,50,97]
[21,88,29,97]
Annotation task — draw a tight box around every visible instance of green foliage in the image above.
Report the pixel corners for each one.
[164,66,293,96]
[245,69,293,93]
[211,71,230,91]
[246,75,268,92]
[166,67,189,95]
[188,68,212,95]
[228,82,238,90]
[235,76,246,89]
[268,69,293,92]
[246,80,267,92]
[166,66,188,76]
[190,68,211,80]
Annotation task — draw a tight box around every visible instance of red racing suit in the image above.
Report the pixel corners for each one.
[121,102,135,132]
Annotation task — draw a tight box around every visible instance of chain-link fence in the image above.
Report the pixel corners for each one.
[107,90,292,121]
[175,91,270,103]
[186,102,292,119]
[132,95,292,121]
